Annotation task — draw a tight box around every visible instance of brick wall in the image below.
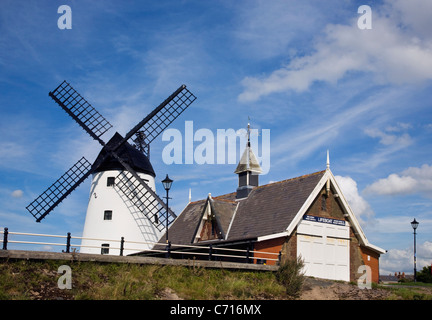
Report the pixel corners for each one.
[360,246,380,283]
[253,237,285,265]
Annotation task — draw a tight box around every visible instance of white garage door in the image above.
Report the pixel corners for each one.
[297,216,350,282]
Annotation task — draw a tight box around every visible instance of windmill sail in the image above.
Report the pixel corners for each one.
[49,80,112,146]
[27,80,196,234]
[114,84,196,151]
[26,157,92,222]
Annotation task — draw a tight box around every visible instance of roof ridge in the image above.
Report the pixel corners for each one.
[254,170,326,190]
[212,192,236,200]
[187,199,206,205]
[208,170,325,200]
[211,197,237,204]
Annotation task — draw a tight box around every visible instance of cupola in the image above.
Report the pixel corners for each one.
[234,122,262,199]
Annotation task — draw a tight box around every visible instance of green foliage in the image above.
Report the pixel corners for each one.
[417,265,432,283]
[275,256,305,298]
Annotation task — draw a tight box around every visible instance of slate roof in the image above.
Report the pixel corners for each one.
[161,170,326,245]
[209,198,238,238]
[92,132,156,177]
[227,170,325,240]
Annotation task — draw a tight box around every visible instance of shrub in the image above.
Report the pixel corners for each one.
[275,256,305,298]
[417,266,432,283]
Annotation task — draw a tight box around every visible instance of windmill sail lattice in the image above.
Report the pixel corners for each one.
[26,157,92,222]
[128,85,195,147]
[112,84,196,153]
[49,80,113,145]
[115,171,175,232]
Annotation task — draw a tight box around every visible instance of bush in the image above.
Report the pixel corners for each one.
[417,266,432,283]
[275,256,305,298]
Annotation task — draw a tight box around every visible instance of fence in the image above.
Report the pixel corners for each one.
[0,227,280,264]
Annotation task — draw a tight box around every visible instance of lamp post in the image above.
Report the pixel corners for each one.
[411,218,419,282]
[161,174,173,244]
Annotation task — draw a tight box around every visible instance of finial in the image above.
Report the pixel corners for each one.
[326,149,330,170]
[247,116,251,147]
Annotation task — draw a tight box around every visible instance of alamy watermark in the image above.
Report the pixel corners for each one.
[161,121,271,174]
[358,5,372,30]
[57,265,72,289]
[357,265,372,290]
[58,5,72,30]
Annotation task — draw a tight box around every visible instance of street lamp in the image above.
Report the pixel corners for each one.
[411,218,419,282]
[161,174,173,243]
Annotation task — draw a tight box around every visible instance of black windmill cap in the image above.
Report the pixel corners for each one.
[92,132,155,177]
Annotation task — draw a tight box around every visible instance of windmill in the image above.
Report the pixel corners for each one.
[26,80,196,254]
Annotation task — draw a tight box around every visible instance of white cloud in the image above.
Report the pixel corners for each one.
[380,241,432,274]
[11,190,23,198]
[365,164,432,197]
[335,175,375,226]
[238,0,432,102]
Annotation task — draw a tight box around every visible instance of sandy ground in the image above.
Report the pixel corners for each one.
[299,278,392,300]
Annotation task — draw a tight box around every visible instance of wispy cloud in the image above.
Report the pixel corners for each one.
[364,124,413,147]
[270,88,397,167]
[238,0,432,102]
[231,0,330,60]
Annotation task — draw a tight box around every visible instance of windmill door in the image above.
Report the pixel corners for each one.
[296,216,350,282]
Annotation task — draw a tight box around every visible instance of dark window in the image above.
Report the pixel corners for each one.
[211,219,216,236]
[101,243,109,255]
[107,177,115,187]
[321,194,327,211]
[104,210,112,220]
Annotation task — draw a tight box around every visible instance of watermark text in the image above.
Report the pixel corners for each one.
[162,121,270,174]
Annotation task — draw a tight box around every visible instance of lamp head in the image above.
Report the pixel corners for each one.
[411,218,419,230]
[162,174,173,191]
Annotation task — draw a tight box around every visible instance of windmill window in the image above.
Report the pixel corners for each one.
[101,243,109,255]
[104,210,112,220]
[107,177,115,187]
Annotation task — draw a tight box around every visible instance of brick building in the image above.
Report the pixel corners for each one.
[156,132,385,283]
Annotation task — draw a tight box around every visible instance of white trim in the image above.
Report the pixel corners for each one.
[193,198,212,243]
[257,231,289,242]
[224,202,240,239]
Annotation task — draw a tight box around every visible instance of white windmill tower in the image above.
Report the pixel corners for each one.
[26,81,196,255]
[80,132,160,255]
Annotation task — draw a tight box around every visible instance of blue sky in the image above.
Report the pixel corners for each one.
[1,0,432,274]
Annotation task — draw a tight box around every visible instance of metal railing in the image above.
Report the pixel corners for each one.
[0,227,280,264]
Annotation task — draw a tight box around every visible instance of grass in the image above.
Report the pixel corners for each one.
[0,259,288,300]
[2,258,430,300]
[380,282,432,300]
